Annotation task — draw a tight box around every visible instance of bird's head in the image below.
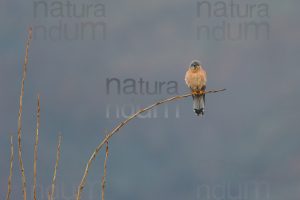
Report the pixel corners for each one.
[190,60,202,70]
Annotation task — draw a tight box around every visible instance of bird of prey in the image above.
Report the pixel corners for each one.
[185,60,207,116]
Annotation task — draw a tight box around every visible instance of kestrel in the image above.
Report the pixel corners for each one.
[185,60,207,116]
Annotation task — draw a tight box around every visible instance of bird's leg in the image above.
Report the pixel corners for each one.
[192,91,198,95]
[193,91,205,95]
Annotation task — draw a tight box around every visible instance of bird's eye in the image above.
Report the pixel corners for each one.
[190,60,201,68]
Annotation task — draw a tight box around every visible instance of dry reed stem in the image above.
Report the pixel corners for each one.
[33,95,40,200]
[6,135,14,200]
[76,88,226,200]
[49,135,62,200]
[18,27,32,200]
[101,142,109,200]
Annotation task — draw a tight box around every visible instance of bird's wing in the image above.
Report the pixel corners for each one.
[185,69,192,87]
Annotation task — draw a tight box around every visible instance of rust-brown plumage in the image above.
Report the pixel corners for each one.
[185,60,207,115]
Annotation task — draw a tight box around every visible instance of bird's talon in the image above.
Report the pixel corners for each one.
[192,91,205,95]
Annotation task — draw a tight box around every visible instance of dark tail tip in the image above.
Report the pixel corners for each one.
[194,108,204,116]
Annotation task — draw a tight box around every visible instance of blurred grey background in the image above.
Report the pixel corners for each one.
[1,0,300,199]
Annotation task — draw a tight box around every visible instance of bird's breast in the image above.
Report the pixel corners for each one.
[185,69,207,91]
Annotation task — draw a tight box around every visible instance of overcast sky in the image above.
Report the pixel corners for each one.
[1,0,300,199]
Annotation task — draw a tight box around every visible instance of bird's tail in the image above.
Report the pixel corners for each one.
[193,94,205,116]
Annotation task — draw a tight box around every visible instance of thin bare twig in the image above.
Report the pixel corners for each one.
[6,135,14,200]
[101,142,109,200]
[33,95,40,200]
[49,135,62,200]
[76,88,226,200]
[18,27,32,200]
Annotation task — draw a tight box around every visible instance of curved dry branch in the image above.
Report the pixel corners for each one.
[17,27,32,200]
[33,95,40,200]
[49,135,62,200]
[75,88,226,200]
[6,135,14,200]
[101,142,109,200]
